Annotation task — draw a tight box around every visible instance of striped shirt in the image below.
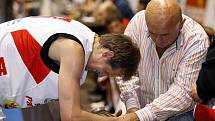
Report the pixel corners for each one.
[119,10,210,120]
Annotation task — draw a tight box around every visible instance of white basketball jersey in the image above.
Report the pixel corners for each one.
[0,16,95,108]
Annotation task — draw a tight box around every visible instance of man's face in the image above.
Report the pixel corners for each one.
[147,21,182,49]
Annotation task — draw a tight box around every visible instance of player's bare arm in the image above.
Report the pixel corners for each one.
[49,38,84,121]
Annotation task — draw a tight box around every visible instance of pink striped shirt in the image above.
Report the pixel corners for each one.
[119,10,210,120]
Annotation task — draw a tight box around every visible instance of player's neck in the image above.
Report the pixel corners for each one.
[87,34,100,71]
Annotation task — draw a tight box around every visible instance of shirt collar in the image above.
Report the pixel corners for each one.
[145,27,150,38]
[176,33,182,50]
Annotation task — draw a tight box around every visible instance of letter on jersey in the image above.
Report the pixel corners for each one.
[0,57,7,76]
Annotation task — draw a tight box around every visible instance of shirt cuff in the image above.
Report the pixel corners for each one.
[135,107,154,121]
[125,97,140,110]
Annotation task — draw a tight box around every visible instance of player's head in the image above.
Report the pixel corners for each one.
[89,34,140,80]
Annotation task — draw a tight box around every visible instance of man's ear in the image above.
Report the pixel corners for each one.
[102,50,114,60]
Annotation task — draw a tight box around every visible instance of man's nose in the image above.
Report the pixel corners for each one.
[155,35,162,42]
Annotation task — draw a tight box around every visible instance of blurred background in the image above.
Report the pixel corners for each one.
[0,0,214,114]
[0,0,214,30]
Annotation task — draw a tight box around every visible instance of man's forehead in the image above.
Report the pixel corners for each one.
[147,19,180,35]
[148,25,171,35]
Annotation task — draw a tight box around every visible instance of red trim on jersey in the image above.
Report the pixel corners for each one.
[32,16,73,22]
[48,16,72,22]
[11,29,51,84]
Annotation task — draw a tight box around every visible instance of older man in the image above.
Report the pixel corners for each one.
[114,0,210,121]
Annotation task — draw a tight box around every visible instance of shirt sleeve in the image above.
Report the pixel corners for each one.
[135,34,209,120]
[124,11,145,45]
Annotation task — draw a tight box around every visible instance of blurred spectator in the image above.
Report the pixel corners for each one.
[40,0,83,20]
[204,0,215,31]
[24,0,40,17]
[5,0,40,21]
[137,0,150,11]
[127,0,139,13]
[106,15,126,34]
[80,0,99,17]
[111,0,134,20]
[40,0,64,16]
[0,0,6,23]
[27,7,40,16]
[12,0,25,18]
[39,0,52,16]
[93,1,120,25]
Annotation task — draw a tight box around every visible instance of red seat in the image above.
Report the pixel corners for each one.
[194,103,215,121]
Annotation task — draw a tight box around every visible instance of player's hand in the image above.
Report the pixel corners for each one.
[103,113,139,121]
[114,109,122,117]
[118,113,139,121]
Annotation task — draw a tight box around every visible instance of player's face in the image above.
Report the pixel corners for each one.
[94,59,124,78]
[91,46,124,78]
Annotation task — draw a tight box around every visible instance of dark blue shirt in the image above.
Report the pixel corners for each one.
[113,0,134,20]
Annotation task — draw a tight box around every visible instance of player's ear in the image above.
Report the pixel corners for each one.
[102,50,114,60]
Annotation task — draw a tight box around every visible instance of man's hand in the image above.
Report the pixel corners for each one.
[190,83,201,102]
